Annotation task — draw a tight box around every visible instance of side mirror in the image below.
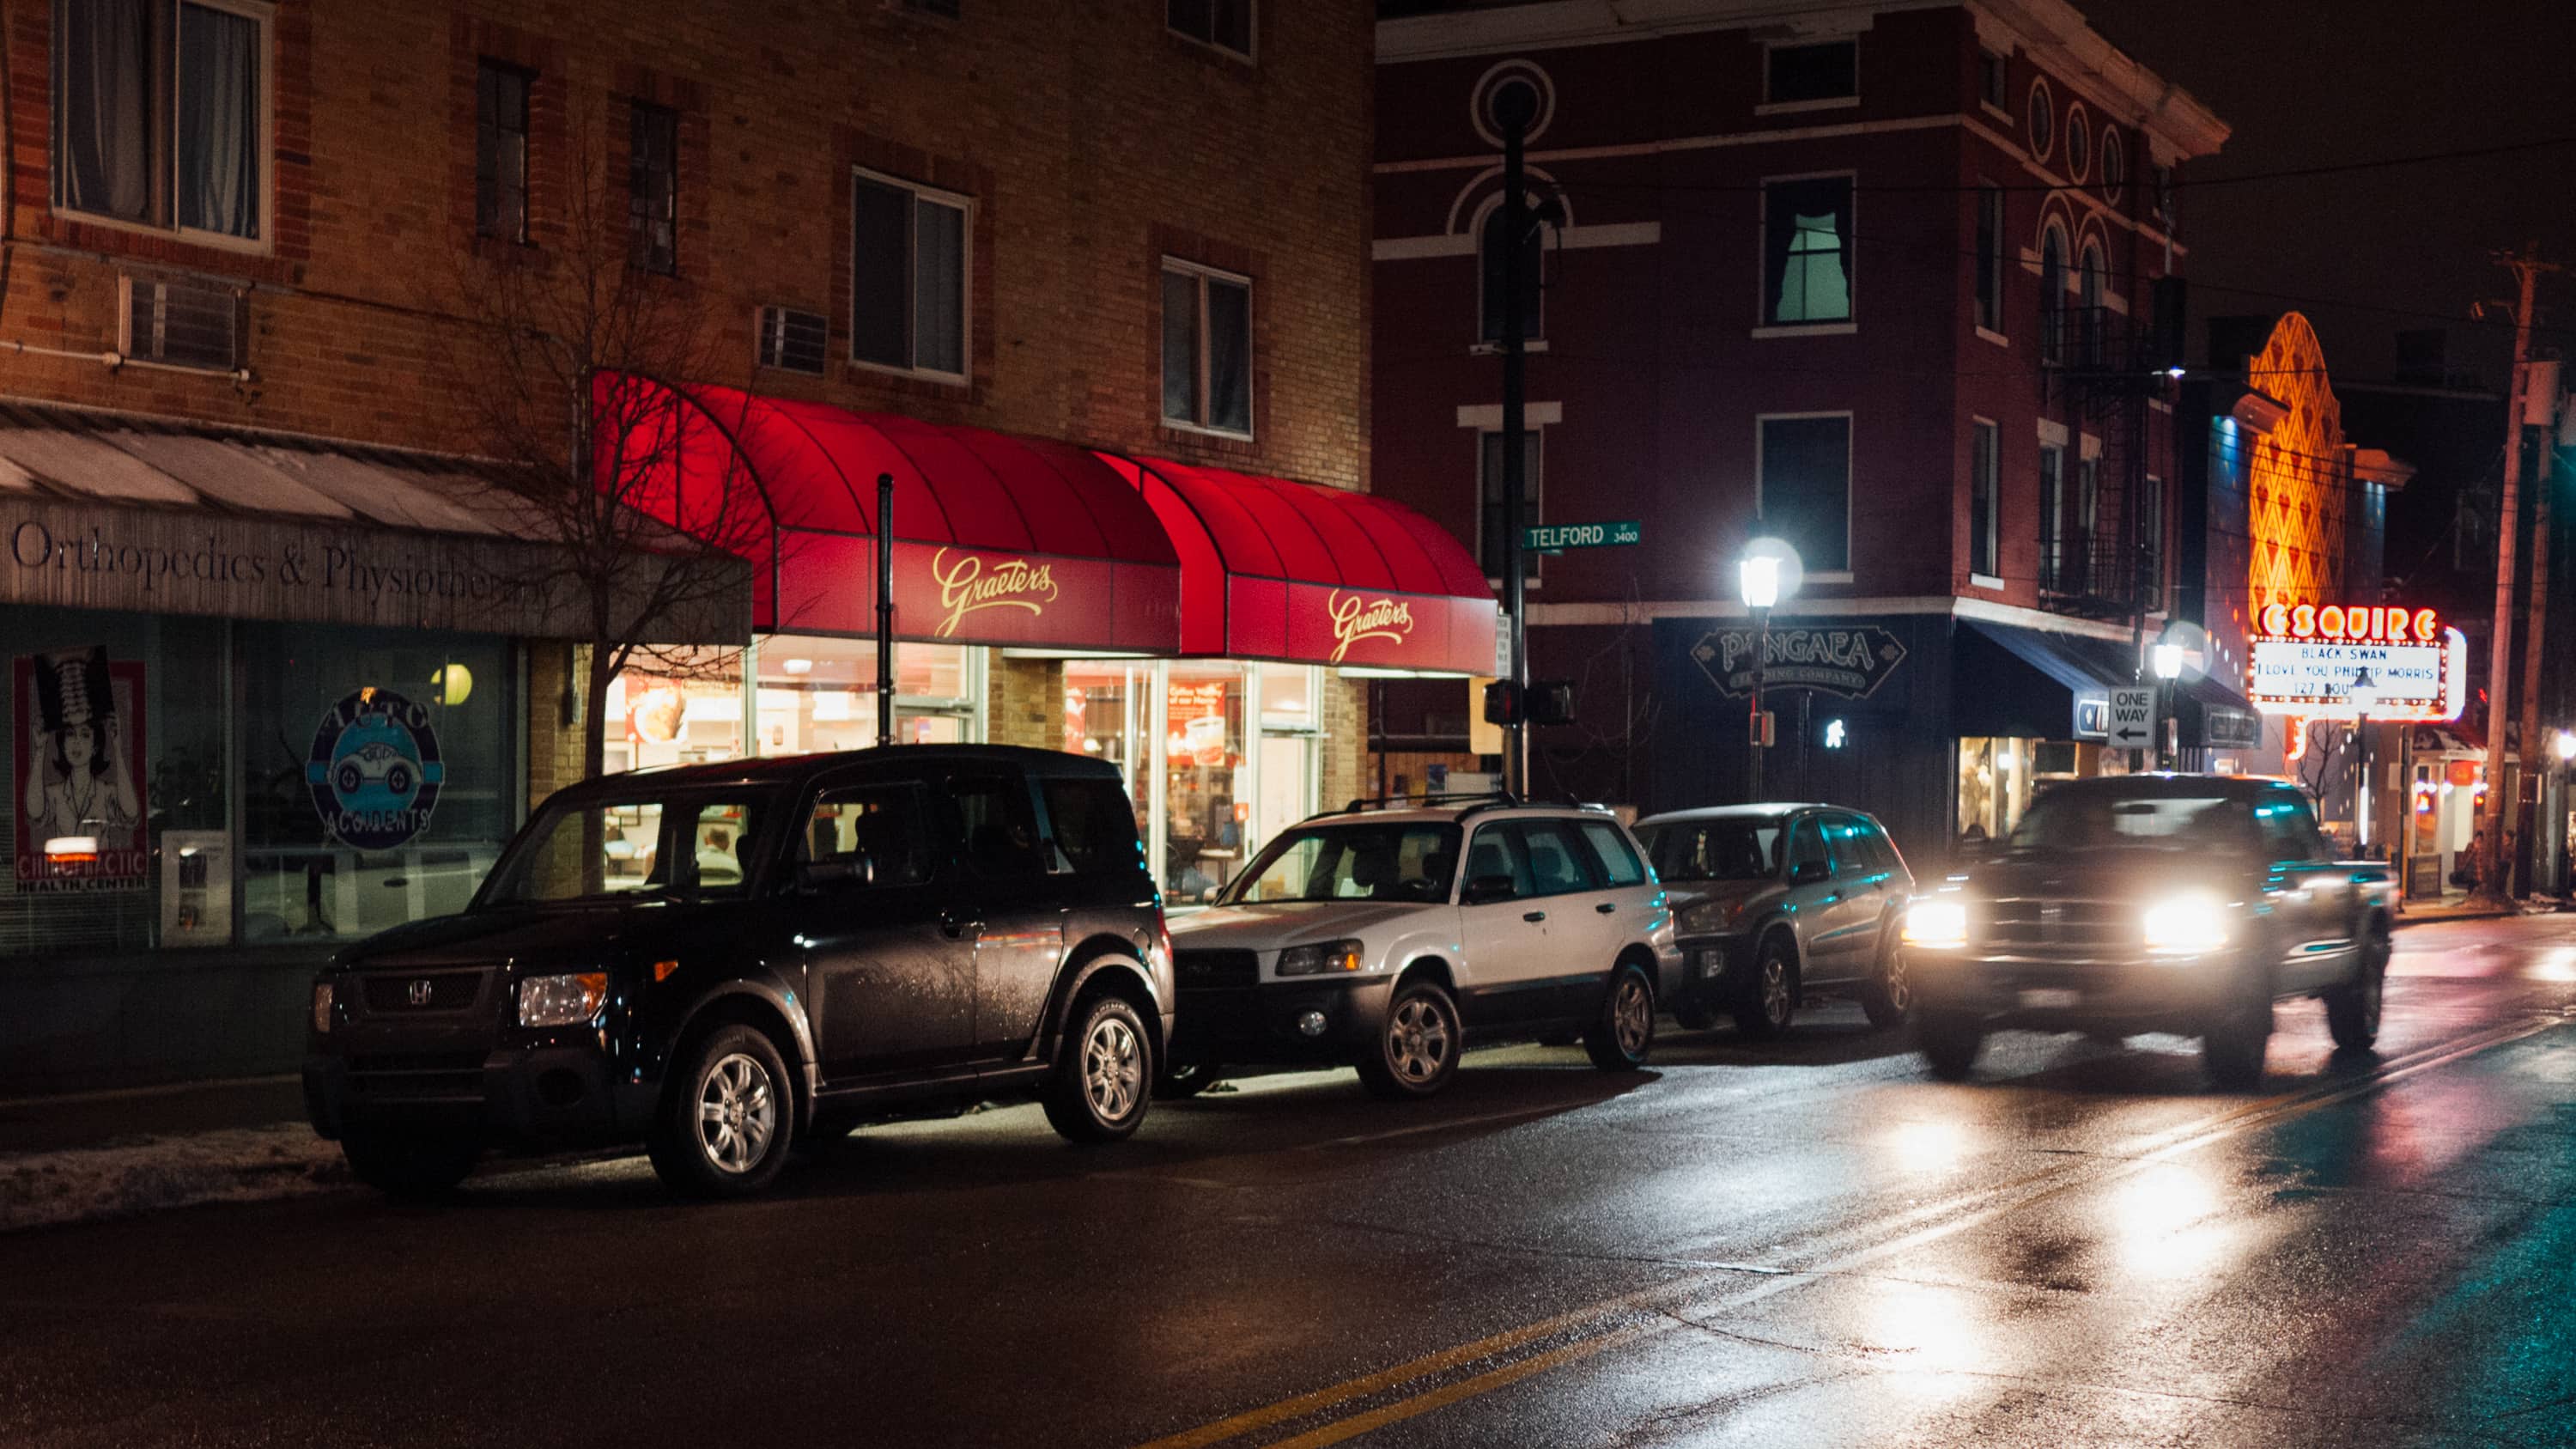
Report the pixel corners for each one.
[1790,859,1832,886]
[1461,873,1519,906]
[798,854,874,891]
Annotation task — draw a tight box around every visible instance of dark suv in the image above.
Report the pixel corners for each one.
[304,746,1174,1198]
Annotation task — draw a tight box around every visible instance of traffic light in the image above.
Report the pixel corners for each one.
[1528,680,1575,727]
[1482,680,1522,726]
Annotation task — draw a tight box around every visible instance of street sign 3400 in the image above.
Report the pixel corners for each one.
[1524,521,1641,552]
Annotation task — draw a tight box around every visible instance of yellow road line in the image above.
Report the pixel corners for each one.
[1134,1012,2567,1449]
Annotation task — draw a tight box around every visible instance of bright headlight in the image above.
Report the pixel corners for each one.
[519,971,610,1027]
[1902,899,1969,949]
[2141,896,2230,956]
[1276,939,1368,977]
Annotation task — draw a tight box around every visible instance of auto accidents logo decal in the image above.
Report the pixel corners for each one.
[305,687,444,850]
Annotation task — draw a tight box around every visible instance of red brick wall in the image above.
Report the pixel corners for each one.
[0,0,1373,492]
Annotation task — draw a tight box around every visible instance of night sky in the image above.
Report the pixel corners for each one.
[2082,0,2576,388]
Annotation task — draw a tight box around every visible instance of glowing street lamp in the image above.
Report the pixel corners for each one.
[1736,539,1801,801]
[2350,668,2378,855]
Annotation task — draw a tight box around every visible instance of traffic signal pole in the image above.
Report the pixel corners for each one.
[1497,83,1534,800]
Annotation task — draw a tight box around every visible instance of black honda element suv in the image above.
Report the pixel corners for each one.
[304,746,1173,1198]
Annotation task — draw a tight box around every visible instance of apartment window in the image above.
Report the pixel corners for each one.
[2074,456,2100,594]
[1971,419,2000,579]
[1168,0,1253,59]
[1974,184,2004,332]
[1758,415,1851,574]
[2140,474,2166,609]
[1477,429,1542,583]
[1764,176,1853,326]
[628,102,678,275]
[2038,223,2069,363]
[852,170,969,378]
[1765,40,1856,105]
[1977,49,2008,110]
[2038,443,2066,591]
[476,61,532,243]
[2077,240,2107,366]
[53,0,267,242]
[1162,261,1252,435]
[1479,202,1544,344]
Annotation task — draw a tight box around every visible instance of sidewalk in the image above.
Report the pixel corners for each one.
[0,1075,347,1234]
[2395,891,2563,926]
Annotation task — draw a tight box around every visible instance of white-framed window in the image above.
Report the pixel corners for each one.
[1977,49,2008,113]
[1970,417,2000,579]
[1763,39,1856,108]
[1161,259,1253,436]
[2037,441,2066,592]
[851,167,970,380]
[1476,428,1542,584]
[2076,238,2107,365]
[1762,174,1854,326]
[2074,454,2100,594]
[1974,183,2005,334]
[1757,412,1852,575]
[1168,0,1253,61]
[2038,219,2069,363]
[52,0,272,249]
[628,101,678,275]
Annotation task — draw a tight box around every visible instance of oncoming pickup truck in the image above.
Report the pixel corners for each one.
[1900,776,2397,1088]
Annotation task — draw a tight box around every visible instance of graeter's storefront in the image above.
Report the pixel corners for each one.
[615,382,1499,904]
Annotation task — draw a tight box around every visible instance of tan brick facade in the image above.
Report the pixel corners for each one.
[987,655,1066,752]
[0,2,1373,490]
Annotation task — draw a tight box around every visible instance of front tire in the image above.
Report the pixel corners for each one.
[648,1024,793,1197]
[1915,1008,1985,1081]
[2324,930,2389,1052]
[1357,978,1461,1100]
[1858,926,1912,1030]
[1732,935,1797,1039]
[2202,997,2273,1090]
[1584,963,1656,1071]
[341,1128,479,1200]
[1043,992,1152,1142]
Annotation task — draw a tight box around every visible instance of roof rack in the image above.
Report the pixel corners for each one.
[1307,790,1521,822]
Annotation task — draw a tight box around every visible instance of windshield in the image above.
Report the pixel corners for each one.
[479,791,768,906]
[1217,822,1461,905]
[1638,818,1783,882]
[2008,793,2257,853]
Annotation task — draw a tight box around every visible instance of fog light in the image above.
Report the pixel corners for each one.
[1296,1010,1328,1038]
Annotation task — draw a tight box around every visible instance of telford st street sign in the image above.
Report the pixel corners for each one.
[1523,521,1641,552]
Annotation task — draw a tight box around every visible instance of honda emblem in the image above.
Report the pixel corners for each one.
[407,978,434,1008]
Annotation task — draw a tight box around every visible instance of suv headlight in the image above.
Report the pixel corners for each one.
[519,971,611,1027]
[1679,898,1748,935]
[1902,899,1969,950]
[1275,940,1368,977]
[2142,895,2229,956]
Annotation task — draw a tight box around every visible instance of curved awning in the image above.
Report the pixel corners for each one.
[605,376,1180,649]
[1100,454,1499,675]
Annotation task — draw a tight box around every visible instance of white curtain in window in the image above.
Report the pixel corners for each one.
[1777,214,1848,323]
[58,0,154,222]
[913,198,964,374]
[1206,278,1250,433]
[177,3,259,237]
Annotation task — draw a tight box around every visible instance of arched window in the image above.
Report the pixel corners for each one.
[2038,222,2069,362]
[1479,198,1545,344]
[2077,240,2107,365]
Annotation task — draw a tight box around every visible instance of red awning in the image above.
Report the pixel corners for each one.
[606,378,1179,649]
[1100,454,1499,675]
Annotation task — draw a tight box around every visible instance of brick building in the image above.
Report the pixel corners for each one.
[1369,0,2232,861]
[0,0,1454,1092]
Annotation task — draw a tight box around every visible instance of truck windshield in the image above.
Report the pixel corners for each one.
[1218,823,1461,904]
[479,792,767,905]
[2008,794,2257,853]
[1637,819,1783,882]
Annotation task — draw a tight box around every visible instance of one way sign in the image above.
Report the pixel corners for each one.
[2107,687,2156,750]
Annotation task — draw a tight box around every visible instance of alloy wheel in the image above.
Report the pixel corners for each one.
[696,1051,777,1174]
[1760,957,1793,1027]
[1084,1014,1144,1123]
[1613,976,1652,1055]
[1881,951,1912,1014]
[1388,995,1453,1083]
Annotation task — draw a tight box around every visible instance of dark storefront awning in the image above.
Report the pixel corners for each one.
[1953,619,2138,740]
[1101,454,1499,674]
[2174,670,2263,750]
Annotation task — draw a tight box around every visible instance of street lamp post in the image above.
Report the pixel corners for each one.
[2151,642,2184,771]
[2554,729,2576,895]
[2350,667,2379,857]
[1740,554,1779,801]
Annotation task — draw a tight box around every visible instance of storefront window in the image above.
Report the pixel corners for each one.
[4,608,226,955]
[1163,666,1246,903]
[611,638,977,772]
[236,623,515,943]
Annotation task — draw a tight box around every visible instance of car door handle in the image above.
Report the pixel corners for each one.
[1595,902,1617,914]
[939,908,982,939]
[1523,910,1547,923]
[1824,892,1844,904]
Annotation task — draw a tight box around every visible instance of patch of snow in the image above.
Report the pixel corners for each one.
[0,1125,349,1234]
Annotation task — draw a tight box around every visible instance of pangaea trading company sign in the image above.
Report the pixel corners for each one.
[1691,624,1908,701]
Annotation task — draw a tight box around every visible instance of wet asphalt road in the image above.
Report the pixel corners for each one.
[4,916,2574,1448]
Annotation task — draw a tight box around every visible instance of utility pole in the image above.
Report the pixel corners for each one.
[2476,244,2555,903]
[1493,79,1538,800]
[2515,360,2564,893]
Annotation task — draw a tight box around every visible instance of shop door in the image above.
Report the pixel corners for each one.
[1256,734,1309,855]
